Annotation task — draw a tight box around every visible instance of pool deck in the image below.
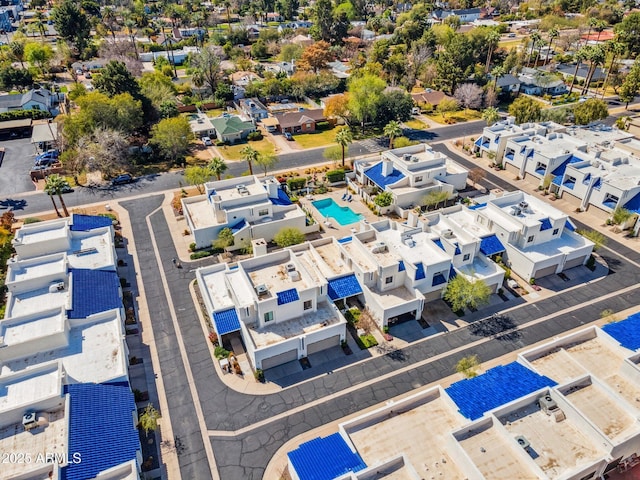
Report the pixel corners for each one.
[299,189,380,239]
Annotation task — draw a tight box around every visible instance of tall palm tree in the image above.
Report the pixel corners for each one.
[383,121,402,149]
[543,28,559,67]
[334,127,353,168]
[584,17,598,47]
[581,45,605,95]
[601,40,624,99]
[527,32,541,67]
[44,174,70,217]
[491,65,506,94]
[208,157,228,180]
[9,40,25,68]
[123,19,139,59]
[241,146,258,175]
[569,47,588,94]
[594,20,607,43]
[485,29,501,73]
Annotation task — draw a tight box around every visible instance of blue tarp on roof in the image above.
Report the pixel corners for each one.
[67,269,121,319]
[398,260,405,272]
[338,236,352,243]
[539,218,552,231]
[230,219,247,234]
[603,313,640,351]
[70,214,113,231]
[288,433,366,480]
[445,362,557,420]
[433,239,445,251]
[62,383,139,480]
[277,288,299,305]
[565,219,576,231]
[213,308,241,335]
[623,190,640,214]
[479,235,505,256]
[364,162,405,189]
[468,203,486,210]
[327,274,362,300]
[271,188,293,206]
[414,263,425,280]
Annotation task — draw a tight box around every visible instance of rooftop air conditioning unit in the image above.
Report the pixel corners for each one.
[372,241,387,253]
[518,201,529,210]
[255,284,268,296]
[403,154,411,161]
[404,238,416,247]
[538,394,558,413]
[23,411,37,430]
[49,282,65,293]
[511,206,522,216]
[289,270,301,281]
[286,263,296,272]
[515,435,530,450]
[442,229,454,238]
[197,119,204,124]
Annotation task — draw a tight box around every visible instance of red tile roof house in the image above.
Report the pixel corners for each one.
[274,109,326,134]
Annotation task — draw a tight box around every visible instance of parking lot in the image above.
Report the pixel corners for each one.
[0,136,38,195]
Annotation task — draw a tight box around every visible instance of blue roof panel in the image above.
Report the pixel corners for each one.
[62,383,139,480]
[67,269,121,319]
[327,274,362,300]
[539,218,552,231]
[277,288,299,305]
[445,362,557,420]
[338,236,352,244]
[70,214,113,231]
[398,260,405,272]
[603,312,640,351]
[414,263,425,280]
[623,190,640,214]
[432,273,446,286]
[213,308,241,335]
[565,219,576,231]
[433,239,445,251]
[230,219,247,234]
[288,433,366,480]
[479,235,505,256]
[271,187,293,206]
[364,162,405,189]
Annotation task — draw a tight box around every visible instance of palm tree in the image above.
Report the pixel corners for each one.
[584,17,598,47]
[485,29,501,73]
[569,47,588,94]
[334,127,353,167]
[383,120,402,149]
[208,157,228,180]
[241,146,259,175]
[33,11,47,40]
[543,28,559,67]
[594,20,607,43]
[581,45,605,95]
[491,65,506,94]
[527,32,541,67]
[482,107,500,126]
[601,40,624,99]
[9,40,25,68]
[44,174,70,217]
[123,19,139,59]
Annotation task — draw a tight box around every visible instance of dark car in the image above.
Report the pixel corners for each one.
[36,150,59,161]
[111,174,134,185]
[284,132,293,141]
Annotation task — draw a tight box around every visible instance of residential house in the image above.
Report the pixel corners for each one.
[210,115,256,143]
[188,112,216,139]
[471,191,594,280]
[238,97,269,121]
[411,89,454,109]
[431,7,481,22]
[350,143,469,217]
[278,21,313,33]
[245,24,262,37]
[0,7,12,31]
[182,176,314,250]
[288,34,314,47]
[274,108,326,134]
[229,70,262,87]
[0,88,59,115]
[263,60,296,77]
[138,46,200,65]
[626,115,640,137]
[518,68,567,96]
[174,26,206,39]
[328,60,351,79]
[196,248,347,370]
[266,12,283,22]
[493,73,521,94]
[554,63,606,84]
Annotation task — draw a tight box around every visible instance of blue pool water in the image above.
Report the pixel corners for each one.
[312,198,363,226]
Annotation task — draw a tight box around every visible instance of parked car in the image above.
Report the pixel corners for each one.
[284,132,293,141]
[111,173,134,185]
[34,158,58,168]
[85,72,92,79]
[202,136,212,146]
[36,149,59,161]
[75,68,83,75]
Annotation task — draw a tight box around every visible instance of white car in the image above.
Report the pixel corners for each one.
[202,136,212,146]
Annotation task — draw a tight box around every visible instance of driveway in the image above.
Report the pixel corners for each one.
[0,136,38,195]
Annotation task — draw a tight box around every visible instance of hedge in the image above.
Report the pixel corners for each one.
[286,177,306,191]
[326,169,345,183]
[357,334,378,349]
[0,109,50,121]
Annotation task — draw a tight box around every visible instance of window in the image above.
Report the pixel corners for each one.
[303,300,312,310]
[415,176,423,183]
[244,307,250,317]
[552,228,559,235]
[258,209,269,216]
[264,311,273,323]
[527,235,534,243]
[463,254,470,261]
[385,276,393,284]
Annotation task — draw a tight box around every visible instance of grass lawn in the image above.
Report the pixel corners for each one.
[293,127,338,149]
[498,39,521,49]
[221,138,276,161]
[206,108,225,118]
[427,109,482,124]
[404,118,427,129]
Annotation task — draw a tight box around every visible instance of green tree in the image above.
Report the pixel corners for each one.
[273,227,305,247]
[214,227,234,250]
[0,66,33,92]
[44,175,71,217]
[335,127,353,167]
[255,154,278,176]
[93,60,141,98]
[241,146,259,176]
[436,98,459,121]
[374,191,393,208]
[311,0,334,43]
[485,29,501,73]
[577,229,607,251]
[190,45,222,94]
[138,404,160,435]
[612,207,633,226]
[139,71,177,109]
[297,41,333,73]
[482,107,500,126]
[619,59,640,109]
[251,39,269,59]
[455,354,480,378]
[383,120,402,149]
[51,0,91,54]
[8,39,26,68]
[24,42,53,75]
[543,28,559,67]
[573,98,608,125]
[208,157,228,181]
[508,96,542,124]
[443,275,491,313]
[184,166,213,194]
[615,12,640,57]
[422,190,450,210]
[376,90,414,126]
[150,116,193,161]
[347,73,386,133]
[600,40,625,99]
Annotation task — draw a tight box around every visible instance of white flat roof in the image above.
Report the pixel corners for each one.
[212,178,267,202]
[247,257,311,296]
[340,241,377,272]
[199,268,235,310]
[6,285,69,318]
[0,364,62,415]
[184,198,219,229]
[0,312,126,385]
[489,192,564,228]
[458,256,503,281]
[444,208,493,238]
[67,230,114,270]
[13,220,68,246]
[367,285,419,308]
[376,229,450,266]
[7,254,66,284]
[514,231,592,262]
[0,309,65,347]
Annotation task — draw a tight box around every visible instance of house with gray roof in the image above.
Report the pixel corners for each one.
[518,68,567,96]
[0,89,59,115]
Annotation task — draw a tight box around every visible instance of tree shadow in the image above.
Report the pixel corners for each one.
[375,342,408,362]
[468,314,521,342]
[0,198,28,210]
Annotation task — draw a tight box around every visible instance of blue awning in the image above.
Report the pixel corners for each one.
[539,218,552,231]
[552,175,562,186]
[277,288,299,305]
[623,190,640,214]
[213,308,241,335]
[230,219,247,234]
[414,263,425,280]
[565,219,576,231]
[468,203,486,210]
[398,260,405,272]
[271,187,293,206]
[432,273,446,286]
[474,137,483,147]
[449,265,457,279]
[433,239,445,251]
[327,274,362,300]
[337,236,352,243]
[363,162,405,189]
[479,235,505,256]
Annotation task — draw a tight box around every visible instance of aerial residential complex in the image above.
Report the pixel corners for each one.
[287,312,640,480]
[0,215,141,480]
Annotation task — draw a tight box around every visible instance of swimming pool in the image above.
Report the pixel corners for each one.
[312,198,363,226]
